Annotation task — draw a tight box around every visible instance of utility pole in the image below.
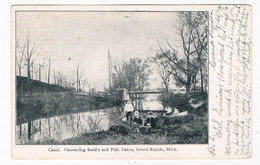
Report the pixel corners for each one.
[77,65,79,93]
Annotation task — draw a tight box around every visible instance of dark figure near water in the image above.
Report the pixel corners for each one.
[124,100,134,124]
[145,112,156,129]
[133,117,143,125]
[126,112,133,122]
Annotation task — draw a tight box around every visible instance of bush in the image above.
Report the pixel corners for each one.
[108,125,128,135]
[162,115,194,125]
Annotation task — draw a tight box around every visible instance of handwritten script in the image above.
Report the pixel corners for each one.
[208,5,251,158]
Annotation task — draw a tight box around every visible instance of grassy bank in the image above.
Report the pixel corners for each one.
[62,113,207,144]
[16,92,118,125]
[35,112,207,145]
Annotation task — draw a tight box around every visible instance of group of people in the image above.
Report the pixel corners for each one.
[123,100,156,129]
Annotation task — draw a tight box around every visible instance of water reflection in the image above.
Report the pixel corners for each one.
[16,108,115,144]
[132,93,163,111]
[16,94,164,144]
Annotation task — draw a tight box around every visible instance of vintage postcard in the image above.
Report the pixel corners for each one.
[11,5,252,159]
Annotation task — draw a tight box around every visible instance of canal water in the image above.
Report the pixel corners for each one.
[15,107,120,144]
[15,93,164,144]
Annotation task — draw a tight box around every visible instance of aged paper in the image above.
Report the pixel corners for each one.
[11,5,252,159]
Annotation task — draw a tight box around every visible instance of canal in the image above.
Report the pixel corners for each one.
[16,93,164,144]
[15,107,120,144]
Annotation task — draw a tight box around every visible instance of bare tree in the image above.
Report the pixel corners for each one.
[38,63,42,81]
[157,43,195,93]
[76,64,84,93]
[15,40,25,76]
[191,12,208,93]
[56,71,65,87]
[47,54,52,84]
[150,52,172,93]
[37,59,45,82]
[76,65,79,92]
[157,12,208,93]
[24,34,40,80]
[112,57,127,90]
[174,12,198,93]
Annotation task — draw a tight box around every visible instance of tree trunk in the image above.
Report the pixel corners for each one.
[19,67,22,77]
[163,81,169,94]
[27,62,31,79]
[203,77,208,93]
[200,68,204,93]
[39,65,41,81]
[165,85,169,94]
[31,63,34,79]
[185,83,190,93]
[193,74,196,92]
[76,69,79,92]
[79,80,80,92]
[186,55,191,93]
[186,74,191,93]
[48,63,50,84]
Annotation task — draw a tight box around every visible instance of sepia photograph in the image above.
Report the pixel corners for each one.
[15,10,209,145]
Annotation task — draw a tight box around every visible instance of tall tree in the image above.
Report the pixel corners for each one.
[47,54,52,84]
[112,57,151,91]
[191,12,208,93]
[112,58,127,90]
[157,11,208,93]
[24,34,40,80]
[76,65,79,92]
[15,40,25,76]
[76,64,84,92]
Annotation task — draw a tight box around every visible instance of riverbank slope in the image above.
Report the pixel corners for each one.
[16,76,118,125]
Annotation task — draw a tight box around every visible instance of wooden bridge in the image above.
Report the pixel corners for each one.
[127,91,162,99]
[127,91,162,94]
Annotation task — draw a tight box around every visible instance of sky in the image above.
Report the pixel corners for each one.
[16,11,179,91]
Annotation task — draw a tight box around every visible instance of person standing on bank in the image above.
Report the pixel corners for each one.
[124,100,134,124]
